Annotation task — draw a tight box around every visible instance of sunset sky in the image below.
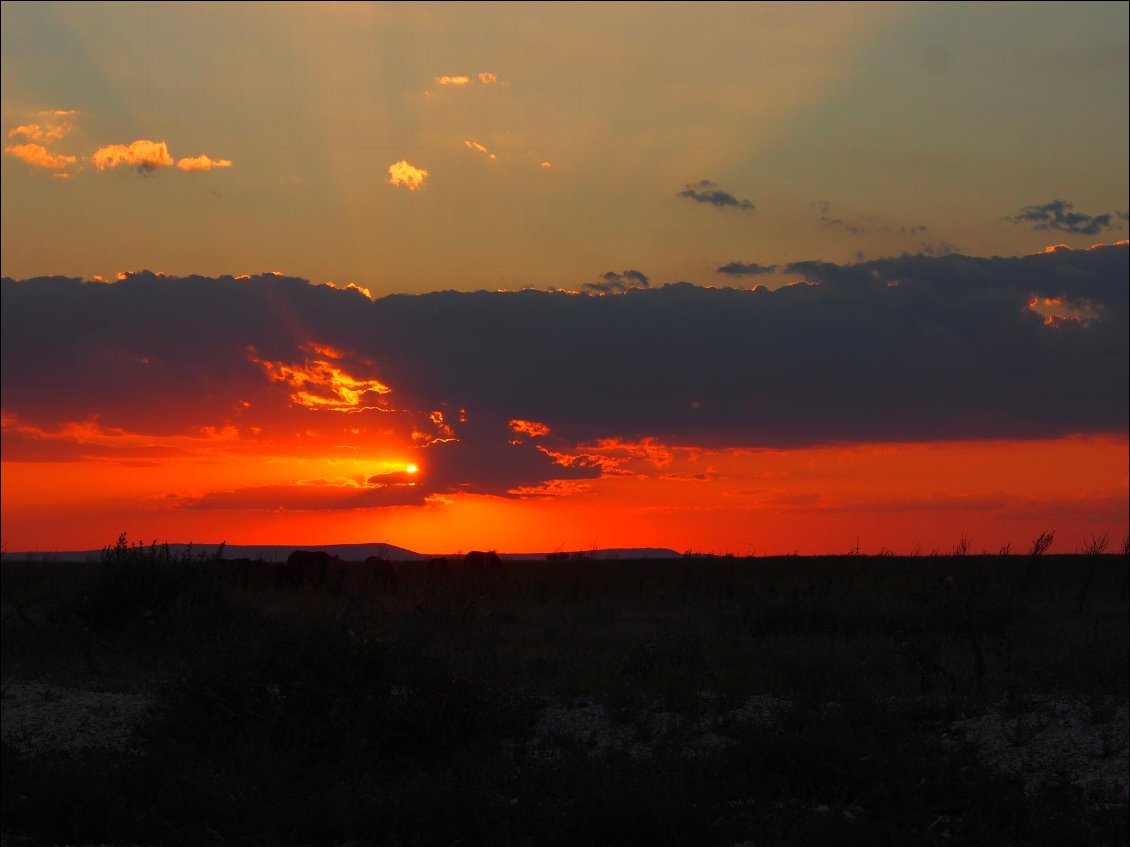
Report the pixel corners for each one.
[2,2,1127,556]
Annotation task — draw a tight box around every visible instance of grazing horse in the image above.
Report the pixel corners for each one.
[283,550,341,588]
[462,550,503,596]
[365,556,399,591]
[464,550,503,569]
[224,557,261,588]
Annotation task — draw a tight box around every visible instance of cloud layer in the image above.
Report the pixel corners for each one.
[2,245,1126,506]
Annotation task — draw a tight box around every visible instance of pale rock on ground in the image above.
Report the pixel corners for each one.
[3,679,1127,804]
[947,697,1129,800]
[1,679,149,755]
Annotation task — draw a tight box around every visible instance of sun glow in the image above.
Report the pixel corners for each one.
[406,464,419,474]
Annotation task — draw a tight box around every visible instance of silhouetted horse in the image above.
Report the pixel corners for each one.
[365,556,399,591]
[282,550,341,588]
[464,550,503,569]
[461,550,503,596]
[225,557,264,587]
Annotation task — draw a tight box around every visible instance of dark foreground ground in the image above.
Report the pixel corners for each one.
[2,540,1128,846]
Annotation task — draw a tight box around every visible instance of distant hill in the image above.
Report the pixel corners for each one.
[219,543,429,562]
[501,548,682,561]
[7,542,425,563]
[8,543,682,563]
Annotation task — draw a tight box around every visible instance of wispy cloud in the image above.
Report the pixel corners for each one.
[247,344,393,413]
[510,419,550,437]
[387,160,429,190]
[583,269,650,295]
[814,200,864,234]
[7,122,70,143]
[464,140,497,160]
[435,73,498,87]
[1007,199,1114,235]
[917,240,960,256]
[178,478,429,511]
[814,200,929,237]
[717,261,779,277]
[678,179,754,212]
[0,412,245,463]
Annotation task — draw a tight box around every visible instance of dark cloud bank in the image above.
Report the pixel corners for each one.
[3,246,1127,461]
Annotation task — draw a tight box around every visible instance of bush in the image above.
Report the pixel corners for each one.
[71,533,231,639]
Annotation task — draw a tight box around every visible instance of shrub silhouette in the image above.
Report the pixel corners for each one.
[73,533,229,637]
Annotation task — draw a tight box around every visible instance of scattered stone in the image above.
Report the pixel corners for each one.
[1,679,149,755]
[948,697,1129,799]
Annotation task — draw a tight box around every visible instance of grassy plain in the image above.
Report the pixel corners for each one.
[2,538,1127,845]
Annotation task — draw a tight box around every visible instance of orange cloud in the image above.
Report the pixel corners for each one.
[478,72,498,84]
[464,140,497,160]
[4,142,77,170]
[509,419,550,437]
[509,480,591,498]
[8,124,42,140]
[304,342,345,360]
[536,445,622,475]
[1,411,244,463]
[541,161,552,169]
[430,411,455,438]
[387,159,429,191]
[323,280,374,300]
[176,154,233,171]
[1025,293,1103,328]
[91,139,174,172]
[248,346,393,412]
[585,437,675,469]
[437,75,471,86]
[8,119,71,142]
